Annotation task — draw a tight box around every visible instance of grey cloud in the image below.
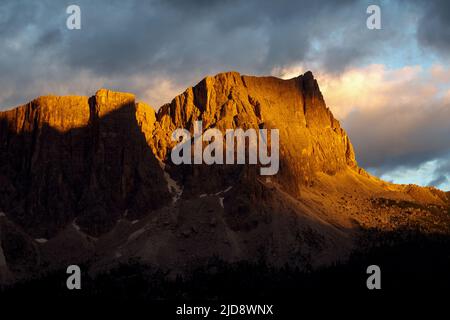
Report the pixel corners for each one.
[428,175,448,188]
[1,0,449,108]
[416,0,450,57]
[343,101,450,175]
[2,0,407,108]
[427,156,450,188]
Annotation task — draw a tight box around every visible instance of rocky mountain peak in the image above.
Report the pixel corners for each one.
[0,71,358,238]
[94,89,136,118]
[148,71,358,192]
[0,71,449,284]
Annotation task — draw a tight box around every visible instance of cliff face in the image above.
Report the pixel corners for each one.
[0,90,170,238]
[146,71,357,196]
[0,71,448,281]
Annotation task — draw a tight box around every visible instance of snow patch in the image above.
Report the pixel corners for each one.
[35,238,48,244]
[0,212,5,217]
[72,220,81,231]
[199,186,232,204]
[0,245,7,268]
[215,186,233,196]
[163,171,183,204]
[131,219,139,225]
[128,228,146,242]
[71,219,98,241]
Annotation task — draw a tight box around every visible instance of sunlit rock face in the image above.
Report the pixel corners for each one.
[147,71,358,196]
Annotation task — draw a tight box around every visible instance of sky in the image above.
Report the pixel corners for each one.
[0,0,449,190]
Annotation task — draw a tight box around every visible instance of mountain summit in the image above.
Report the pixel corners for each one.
[0,71,449,283]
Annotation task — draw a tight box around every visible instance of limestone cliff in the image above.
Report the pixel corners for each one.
[0,90,170,238]
[145,71,358,197]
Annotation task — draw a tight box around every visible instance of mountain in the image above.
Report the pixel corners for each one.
[0,71,449,284]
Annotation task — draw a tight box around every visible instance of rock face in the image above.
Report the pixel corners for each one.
[148,71,357,197]
[0,90,170,238]
[0,71,449,281]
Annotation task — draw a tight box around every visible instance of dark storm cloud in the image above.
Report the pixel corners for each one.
[1,0,378,107]
[1,0,396,100]
[2,0,446,107]
[416,0,450,57]
[1,0,449,105]
[428,175,448,188]
[61,0,364,76]
[343,100,450,175]
[426,155,450,187]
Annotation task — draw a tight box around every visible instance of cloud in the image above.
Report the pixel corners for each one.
[428,175,448,188]
[1,0,450,189]
[335,65,450,172]
[376,156,450,191]
[427,156,450,190]
[275,63,450,189]
[416,0,450,59]
[1,0,443,108]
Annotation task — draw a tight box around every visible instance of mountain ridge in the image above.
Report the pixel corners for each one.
[0,71,449,284]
